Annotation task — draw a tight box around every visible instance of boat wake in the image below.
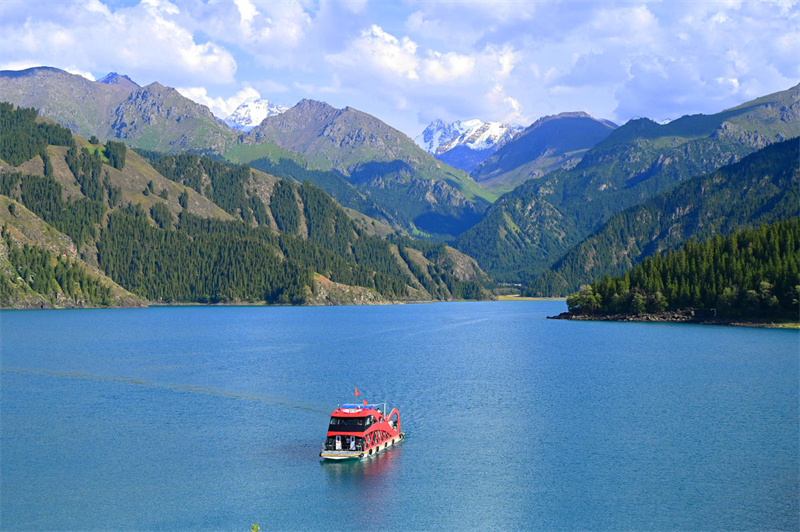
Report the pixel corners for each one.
[0,367,328,413]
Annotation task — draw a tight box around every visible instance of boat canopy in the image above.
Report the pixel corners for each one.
[341,403,381,410]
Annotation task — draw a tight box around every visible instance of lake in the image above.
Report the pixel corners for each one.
[1,302,798,531]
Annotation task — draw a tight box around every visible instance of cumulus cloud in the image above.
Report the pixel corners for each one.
[178,0,312,68]
[328,25,420,80]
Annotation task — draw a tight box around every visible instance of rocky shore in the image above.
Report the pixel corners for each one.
[547,309,798,328]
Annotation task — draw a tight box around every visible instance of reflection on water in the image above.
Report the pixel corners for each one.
[320,443,405,526]
[321,442,405,482]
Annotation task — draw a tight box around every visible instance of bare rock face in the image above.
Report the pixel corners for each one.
[307,274,391,305]
[0,67,132,140]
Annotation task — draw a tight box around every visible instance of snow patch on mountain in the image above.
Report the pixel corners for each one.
[415,119,523,155]
[225,98,289,131]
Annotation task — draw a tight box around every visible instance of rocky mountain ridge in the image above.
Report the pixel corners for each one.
[0,68,493,237]
[97,72,140,90]
[0,67,238,153]
[470,111,618,194]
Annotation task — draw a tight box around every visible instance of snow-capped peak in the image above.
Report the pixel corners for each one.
[225,98,289,131]
[415,119,523,155]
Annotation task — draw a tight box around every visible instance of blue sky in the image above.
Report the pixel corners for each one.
[1,0,798,137]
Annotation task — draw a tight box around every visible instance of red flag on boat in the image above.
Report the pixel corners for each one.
[363,399,367,406]
[354,386,360,397]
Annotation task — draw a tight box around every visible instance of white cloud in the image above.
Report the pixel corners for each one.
[142,0,180,16]
[0,0,237,87]
[65,67,96,81]
[180,0,312,64]
[423,51,475,82]
[503,96,523,123]
[2,0,797,137]
[328,25,420,80]
[176,86,261,118]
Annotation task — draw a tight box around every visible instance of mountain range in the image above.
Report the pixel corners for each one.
[2,65,798,303]
[455,82,800,281]
[415,119,523,174]
[0,67,492,238]
[0,67,237,153]
[239,99,494,236]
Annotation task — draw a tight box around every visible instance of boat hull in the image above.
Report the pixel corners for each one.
[320,432,405,460]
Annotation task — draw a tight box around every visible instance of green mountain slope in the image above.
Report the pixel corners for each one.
[241,99,495,237]
[0,195,142,308]
[471,112,617,195]
[244,156,400,229]
[525,138,800,296]
[1,104,492,306]
[456,83,800,281]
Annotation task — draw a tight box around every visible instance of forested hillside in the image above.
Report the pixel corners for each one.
[0,104,492,307]
[525,138,800,296]
[0,195,141,308]
[1,225,112,306]
[564,218,799,320]
[246,156,397,227]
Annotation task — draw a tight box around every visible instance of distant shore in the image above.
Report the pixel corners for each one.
[548,310,800,329]
[496,295,566,302]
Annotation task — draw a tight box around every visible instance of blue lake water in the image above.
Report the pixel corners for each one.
[1,302,798,531]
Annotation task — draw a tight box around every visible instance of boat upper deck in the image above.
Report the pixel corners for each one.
[334,403,385,416]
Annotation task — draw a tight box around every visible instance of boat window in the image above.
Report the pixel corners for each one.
[328,417,368,432]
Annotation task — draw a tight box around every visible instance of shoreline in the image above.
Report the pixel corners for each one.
[548,310,800,329]
[0,297,511,311]
[496,295,566,302]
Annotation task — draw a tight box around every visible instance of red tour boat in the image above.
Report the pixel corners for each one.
[320,389,404,460]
